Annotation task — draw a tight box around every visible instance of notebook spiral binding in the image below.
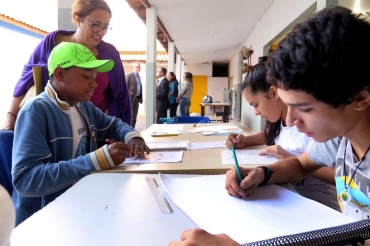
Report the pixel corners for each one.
[242,219,370,246]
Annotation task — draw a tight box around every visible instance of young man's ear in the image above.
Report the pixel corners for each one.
[353,88,370,111]
[53,67,64,81]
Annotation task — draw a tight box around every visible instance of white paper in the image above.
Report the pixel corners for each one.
[159,174,356,244]
[189,140,226,150]
[221,149,278,165]
[151,124,184,131]
[188,125,239,133]
[122,151,183,164]
[146,141,189,150]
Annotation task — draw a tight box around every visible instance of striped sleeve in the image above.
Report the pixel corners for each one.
[89,144,115,170]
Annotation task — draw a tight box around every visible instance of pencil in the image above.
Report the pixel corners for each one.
[231,145,243,184]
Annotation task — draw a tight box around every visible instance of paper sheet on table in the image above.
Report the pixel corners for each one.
[189,140,226,150]
[146,141,189,150]
[151,124,184,132]
[159,174,356,244]
[221,149,278,165]
[188,125,239,133]
[201,129,241,136]
[122,151,183,164]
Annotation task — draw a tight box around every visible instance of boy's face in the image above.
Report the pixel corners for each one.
[56,66,98,106]
[277,88,352,142]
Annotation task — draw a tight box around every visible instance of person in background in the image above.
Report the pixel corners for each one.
[126,62,142,128]
[156,67,170,123]
[2,0,131,130]
[169,5,370,245]
[167,72,179,117]
[225,60,339,211]
[12,42,149,226]
[176,72,193,116]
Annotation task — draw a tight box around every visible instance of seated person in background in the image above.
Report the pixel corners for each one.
[225,60,339,211]
[169,6,370,245]
[12,42,149,225]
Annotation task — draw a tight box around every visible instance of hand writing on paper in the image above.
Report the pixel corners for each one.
[225,133,245,149]
[225,167,265,199]
[168,229,239,246]
[258,145,294,159]
[127,137,150,158]
[107,142,132,166]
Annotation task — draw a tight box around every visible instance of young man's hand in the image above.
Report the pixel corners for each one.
[127,137,150,158]
[107,142,132,166]
[168,229,239,246]
[225,167,265,199]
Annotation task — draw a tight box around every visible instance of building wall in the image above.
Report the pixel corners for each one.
[229,0,317,132]
[0,21,44,125]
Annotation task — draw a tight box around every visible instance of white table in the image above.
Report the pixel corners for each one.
[10,173,198,246]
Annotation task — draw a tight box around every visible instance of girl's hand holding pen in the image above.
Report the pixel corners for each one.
[225,133,245,149]
[225,167,265,199]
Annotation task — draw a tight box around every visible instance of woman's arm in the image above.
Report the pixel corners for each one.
[2,96,25,130]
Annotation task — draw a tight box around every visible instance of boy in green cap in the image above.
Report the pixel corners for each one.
[12,42,149,225]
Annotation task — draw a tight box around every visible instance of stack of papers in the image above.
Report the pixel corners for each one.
[189,125,240,136]
[146,141,189,150]
[150,130,182,137]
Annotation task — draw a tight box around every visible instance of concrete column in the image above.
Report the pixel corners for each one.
[146,7,157,128]
[317,0,338,11]
[176,54,182,83]
[58,0,75,30]
[167,42,175,72]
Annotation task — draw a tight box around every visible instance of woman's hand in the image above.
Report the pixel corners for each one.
[225,133,246,149]
[258,145,294,159]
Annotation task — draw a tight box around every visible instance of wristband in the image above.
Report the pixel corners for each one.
[257,166,273,186]
[7,112,17,119]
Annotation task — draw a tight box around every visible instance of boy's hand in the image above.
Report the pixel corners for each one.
[107,142,132,166]
[127,137,150,158]
[225,167,265,199]
[168,229,239,246]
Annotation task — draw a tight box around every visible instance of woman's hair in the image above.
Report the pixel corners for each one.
[71,0,112,25]
[184,72,193,82]
[242,58,281,146]
[168,72,176,81]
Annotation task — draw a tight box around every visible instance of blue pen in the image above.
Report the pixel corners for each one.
[231,145,243,184]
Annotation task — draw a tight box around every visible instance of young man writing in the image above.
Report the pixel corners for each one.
[169,5,370,245]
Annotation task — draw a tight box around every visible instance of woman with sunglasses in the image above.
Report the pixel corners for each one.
[2,0,131,130]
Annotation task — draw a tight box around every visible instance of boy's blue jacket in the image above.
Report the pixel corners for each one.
[12,83,142,224]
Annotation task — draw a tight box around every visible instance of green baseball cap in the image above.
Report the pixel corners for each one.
[48,42,114,76]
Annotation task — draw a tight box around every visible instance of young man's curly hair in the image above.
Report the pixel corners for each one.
[267,6,370,108]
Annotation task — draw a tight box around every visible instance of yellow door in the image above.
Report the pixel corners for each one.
[190,75,207,114]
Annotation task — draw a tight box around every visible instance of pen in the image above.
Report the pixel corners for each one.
[106,139,114,144]
[231,145,243,185]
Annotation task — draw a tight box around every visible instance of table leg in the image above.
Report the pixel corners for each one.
[201,105,204,116]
